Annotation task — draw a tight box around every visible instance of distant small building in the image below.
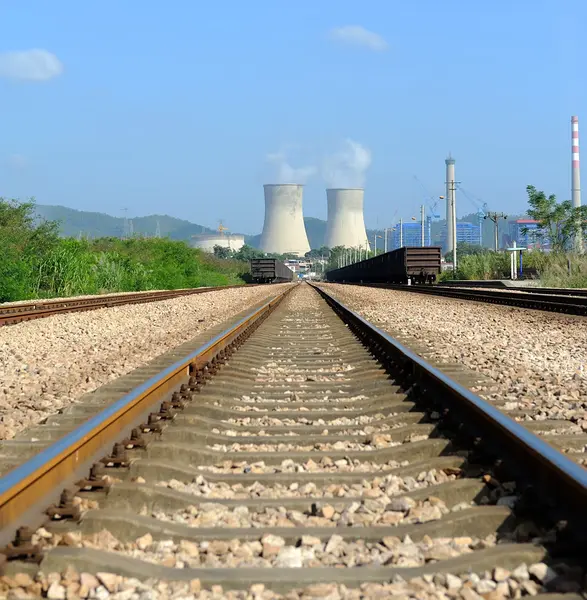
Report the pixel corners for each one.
[390,222,431,249]
[509,219,546,249]
[191,234,245,253]
[439,222,482,251]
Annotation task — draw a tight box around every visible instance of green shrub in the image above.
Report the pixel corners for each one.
[0,198,250,302]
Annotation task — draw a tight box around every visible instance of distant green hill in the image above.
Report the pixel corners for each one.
[34,205,217,239]
[34,204,522,251]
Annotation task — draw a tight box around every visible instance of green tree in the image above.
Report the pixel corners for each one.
[444,242,485,263]
[305,246,330,259]
[233,244,266,261]
[524,185,587,252]
[213,245,233,259]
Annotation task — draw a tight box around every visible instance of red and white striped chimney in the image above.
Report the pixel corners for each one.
[572,116,581,209]
[572,116,583,252]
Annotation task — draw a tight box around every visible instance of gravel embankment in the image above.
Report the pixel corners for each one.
[319,284,587,416]
[0,285,290,440]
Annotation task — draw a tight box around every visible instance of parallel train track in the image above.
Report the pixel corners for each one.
[343,283,587,317]
[0,285,258,327]
[0,283,586,596]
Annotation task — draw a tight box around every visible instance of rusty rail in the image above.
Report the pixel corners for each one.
[0,285,261,327]
[0,287,291,551]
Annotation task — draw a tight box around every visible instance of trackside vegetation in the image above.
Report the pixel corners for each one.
[440,185,587,287]
[0,198,249,303]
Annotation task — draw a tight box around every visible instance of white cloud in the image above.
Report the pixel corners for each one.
[266,151,316,184]
[7,154,28,169]
[0,49,63,81]
[328,26,388,51]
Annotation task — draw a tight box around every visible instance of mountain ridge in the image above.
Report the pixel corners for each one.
[34,203,512,249]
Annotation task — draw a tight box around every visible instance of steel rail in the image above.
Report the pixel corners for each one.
[344,282,587,316]
[0,285,260,327]
[0,287,290,548]
[442,282,587,297]
[312,284,587,534]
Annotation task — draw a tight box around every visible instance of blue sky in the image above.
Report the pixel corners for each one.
[0,0,585,234]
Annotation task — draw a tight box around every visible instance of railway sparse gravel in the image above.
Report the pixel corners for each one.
[319,284,587,419]
[0,285,290,440]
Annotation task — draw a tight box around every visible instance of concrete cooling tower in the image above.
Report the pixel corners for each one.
[260,184,310,256]
[325,188,370,250]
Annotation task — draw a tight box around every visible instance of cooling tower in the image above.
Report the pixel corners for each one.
[260,184,310,256]
[325,188,370,250]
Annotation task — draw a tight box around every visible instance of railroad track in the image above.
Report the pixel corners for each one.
[0,283,586,598]
[346,283,587,317]
[443,283,587,298]
[0,285,258,327]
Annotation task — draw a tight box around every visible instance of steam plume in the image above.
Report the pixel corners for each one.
[266,151,316,184]
[323,139,371,188]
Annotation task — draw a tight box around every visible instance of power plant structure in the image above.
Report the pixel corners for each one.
[324,188,370,251]
[191,222,245,253]
[572,116,583,252]
[445,155,457,258]
[259,184,311,256]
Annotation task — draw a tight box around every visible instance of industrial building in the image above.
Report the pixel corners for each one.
[390,222,431,249]
[325,188,371,251]
[509,219,545,249]
[439,222,481,249]
[259,184,311,256]
[191,233,245,253]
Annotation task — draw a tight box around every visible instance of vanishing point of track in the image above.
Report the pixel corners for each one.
[0,283,586,595]
[0,285,259,327]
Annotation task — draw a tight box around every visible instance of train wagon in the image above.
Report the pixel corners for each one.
[326,246,442,285]
[250,258,295,283]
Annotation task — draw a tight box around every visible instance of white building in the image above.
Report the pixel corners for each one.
[191,233,245,253]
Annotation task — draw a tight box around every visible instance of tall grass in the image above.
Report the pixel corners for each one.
[0,198,250,302]
[441,249,587,288]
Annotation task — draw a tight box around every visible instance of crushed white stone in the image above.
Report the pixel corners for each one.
[0,285,291,439]
[319,284,587,432]
[155,467,458,500]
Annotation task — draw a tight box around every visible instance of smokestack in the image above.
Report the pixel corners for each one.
[325,188,370,251]
[260,184,310,256]
[445,155,456,256]
[572,116,583,252]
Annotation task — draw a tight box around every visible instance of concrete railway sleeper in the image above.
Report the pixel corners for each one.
[0,284,586,598]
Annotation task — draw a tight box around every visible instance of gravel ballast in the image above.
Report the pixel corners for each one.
[0,285,290,440]
[319,284,587,411]
[1,560,574,599]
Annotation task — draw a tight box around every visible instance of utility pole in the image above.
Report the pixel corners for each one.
[121,208,128,239]
[155,220,161,238]
[485,212,507,251]
[399,218,403,247]
[420,205,425,246]
[384,228,388,253]
[448,180,460,273]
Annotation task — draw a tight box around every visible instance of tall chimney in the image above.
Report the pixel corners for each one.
[445,155,456,256]
[572,116,583,252]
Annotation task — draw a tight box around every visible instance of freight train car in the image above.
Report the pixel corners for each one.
[326,247,442,285]
[250,258,295,283]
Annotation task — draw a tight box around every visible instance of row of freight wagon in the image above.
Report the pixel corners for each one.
[249,247,442,285]
[325,247,442,285]
[249,259,296,283]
